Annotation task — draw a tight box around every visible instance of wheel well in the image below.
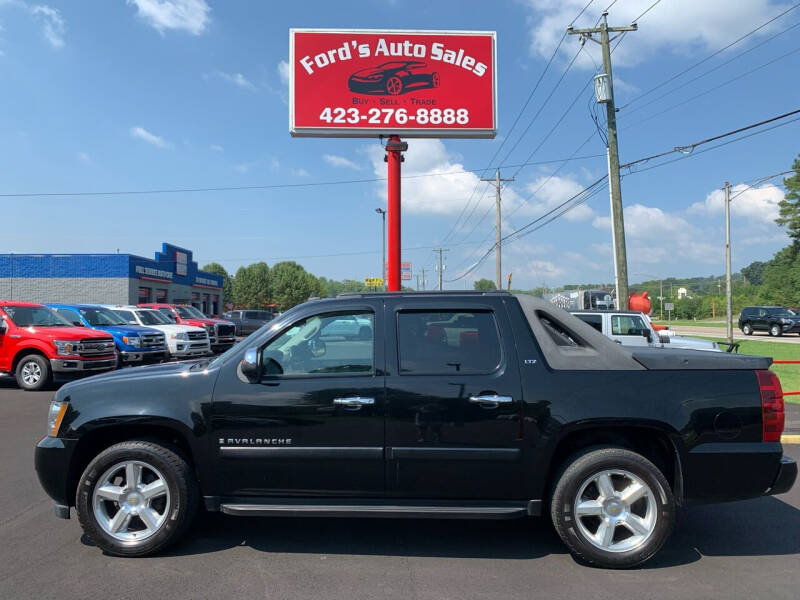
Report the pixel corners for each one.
[66,424,196,507]
[545,426,681,502]
[12,348,49,373]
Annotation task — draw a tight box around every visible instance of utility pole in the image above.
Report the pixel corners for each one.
[480,169,515,290]
[375,208,386,291]
[568,13,637,310]
[434,248,449,291]
[724,181,733,345]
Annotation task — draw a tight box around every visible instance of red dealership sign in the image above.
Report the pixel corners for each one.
[290,29,497,138]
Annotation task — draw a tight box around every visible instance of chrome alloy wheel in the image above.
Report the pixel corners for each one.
[574,469,658,553]
[20,361,42,386]
[92,460,171,544]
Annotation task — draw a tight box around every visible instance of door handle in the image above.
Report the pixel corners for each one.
[469,395,514,408]
[333,396,376,409]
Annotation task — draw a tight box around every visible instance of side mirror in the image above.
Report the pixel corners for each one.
[73,321,84,327]
[642,329,652,343]
[240,347,261,381]
[128,320,138,325]
[0,320,6,334]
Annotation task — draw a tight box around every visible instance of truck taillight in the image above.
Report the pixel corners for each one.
[756,370,784,443]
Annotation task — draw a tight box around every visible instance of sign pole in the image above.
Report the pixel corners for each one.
[385,135,407,292]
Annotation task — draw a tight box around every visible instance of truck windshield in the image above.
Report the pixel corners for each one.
[80,307,128,326]
[4,306,72,327]
[177,306,207,319]
[136,310,171,326]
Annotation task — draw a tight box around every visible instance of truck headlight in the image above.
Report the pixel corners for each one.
[122,336,141,346]
[47,400,68,436]
[170,332,189,341]
[53,340,81,356]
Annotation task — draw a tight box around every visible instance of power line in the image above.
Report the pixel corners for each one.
[622,17,800,119]
[620,107,800,171]
[632,0,662,22]
[619,2,800,111]
[447,109,800,282]
[621,44,800,130]
[433,0,597,252]
[0,154,605,199]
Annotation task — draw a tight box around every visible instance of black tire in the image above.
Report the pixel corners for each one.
[741,323,753,336]
[76,440,199,557]
[550,447,675,569]
[769,324,782,337]
[15,354,52,391]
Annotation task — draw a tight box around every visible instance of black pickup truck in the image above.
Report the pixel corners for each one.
[35,292,795,568]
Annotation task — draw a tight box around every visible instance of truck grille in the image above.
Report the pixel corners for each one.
[79,338,116,356]
[216,324,235,337]
[140,333,165,348]
[188,331,207,341]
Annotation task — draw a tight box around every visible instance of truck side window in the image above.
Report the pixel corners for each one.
[261,311,374,377]
[397,310,501,374]
[611,315,647,336]
[575,314,603,333]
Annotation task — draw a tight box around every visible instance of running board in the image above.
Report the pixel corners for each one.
[219,499,540,519]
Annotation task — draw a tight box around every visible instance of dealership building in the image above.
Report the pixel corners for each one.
[0,243,225,315]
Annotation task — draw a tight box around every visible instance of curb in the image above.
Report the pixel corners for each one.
[782,434,800,444]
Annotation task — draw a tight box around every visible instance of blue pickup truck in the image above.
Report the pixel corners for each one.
[47,304,168,367]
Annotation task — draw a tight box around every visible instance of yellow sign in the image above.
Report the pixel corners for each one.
[364,278,384,287]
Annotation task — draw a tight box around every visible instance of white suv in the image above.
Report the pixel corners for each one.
[108,306,211,359]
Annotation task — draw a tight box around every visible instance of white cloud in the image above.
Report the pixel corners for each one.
[525,174,595,221]
[524,0,787,69]
[127,0,210,35]
[77,152,90,164]
[129,125,171,149]
[593,203,719,265]
[525,259,565,279]
[209,144,224,152]
[31,5,64,48]
[277,60,290,86]
[688,182,784,226]
[323,154,361,170]
[209,70,255,90]
[291,167,310,177]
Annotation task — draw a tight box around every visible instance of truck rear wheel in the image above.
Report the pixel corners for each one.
[15,354,52,391]
[75,440,198,557]
[550,447,675,569]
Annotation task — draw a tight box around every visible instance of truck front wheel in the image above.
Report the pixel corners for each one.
[75,440,199,557]
[15,354,52,391]
[550,447,675,569]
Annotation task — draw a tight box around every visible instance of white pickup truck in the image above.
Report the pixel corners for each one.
[571,310,721,352]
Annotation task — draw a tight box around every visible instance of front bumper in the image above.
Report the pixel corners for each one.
[49,357,117,373]
[171,342,212,357]
[35,435,79,512]
[768,455,798,495]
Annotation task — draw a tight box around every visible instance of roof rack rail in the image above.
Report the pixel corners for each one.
[335,290,511,299]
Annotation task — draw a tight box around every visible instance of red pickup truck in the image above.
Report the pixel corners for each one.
[0,301,117,391]
[138,303,236,352]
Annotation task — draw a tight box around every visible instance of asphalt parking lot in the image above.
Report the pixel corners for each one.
[2,381,799,600]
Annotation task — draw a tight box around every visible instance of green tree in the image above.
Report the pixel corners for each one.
[473,278,497,291]
[232,262,271,308]
[271,261,321,310]
[201,262,233,304]
[759,246,800,307]
[740,260,767,286]
[776,155,800,245]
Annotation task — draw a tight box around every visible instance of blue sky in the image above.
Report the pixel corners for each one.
[1,0,798,290]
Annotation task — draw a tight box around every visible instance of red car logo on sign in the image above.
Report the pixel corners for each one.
[348,61,441,96]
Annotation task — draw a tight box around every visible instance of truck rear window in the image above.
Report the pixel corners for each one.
[397,311,501,374]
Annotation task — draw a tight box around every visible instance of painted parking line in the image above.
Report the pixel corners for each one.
[782,434,800,444]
